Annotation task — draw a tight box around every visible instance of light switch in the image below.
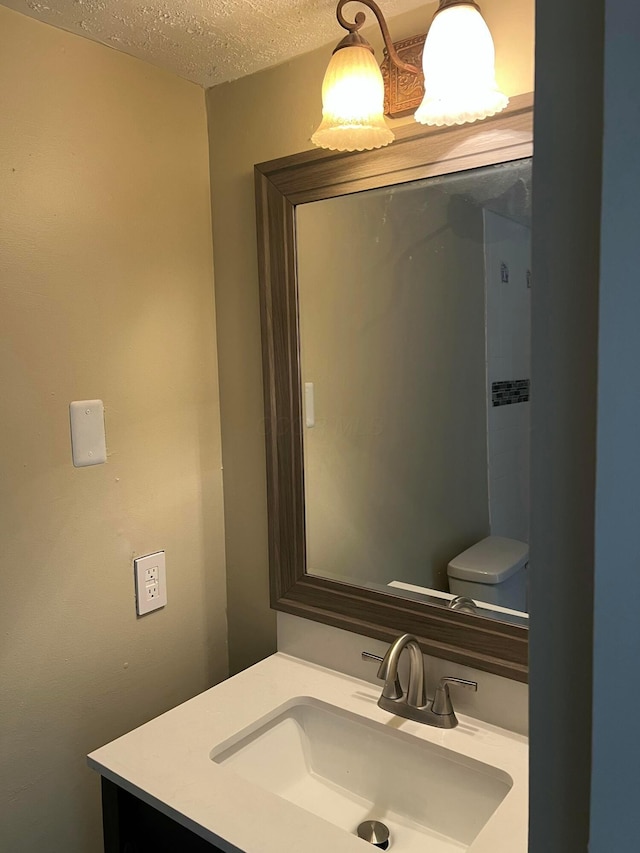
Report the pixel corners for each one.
[69,400,107,467]
[305,382,315,428]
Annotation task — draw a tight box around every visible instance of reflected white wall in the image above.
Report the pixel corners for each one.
[484,210,531,543]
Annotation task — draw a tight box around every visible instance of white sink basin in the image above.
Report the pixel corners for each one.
[89,654,527,853]
[211,697,512,852]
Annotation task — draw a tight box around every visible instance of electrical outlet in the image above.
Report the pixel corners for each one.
[144,566,158,584]
[134,552,167,615]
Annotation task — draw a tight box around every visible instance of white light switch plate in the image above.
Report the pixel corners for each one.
[69,400,107,467]
[134,552,167,616]
[305,382,315,428]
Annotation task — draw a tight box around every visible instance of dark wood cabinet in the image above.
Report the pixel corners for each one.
[101,777,236,853]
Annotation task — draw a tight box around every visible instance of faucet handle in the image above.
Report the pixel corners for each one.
[431,677,478,716]
[362,651,403,700]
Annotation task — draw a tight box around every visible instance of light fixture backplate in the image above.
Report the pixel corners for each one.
[381,33,426,117]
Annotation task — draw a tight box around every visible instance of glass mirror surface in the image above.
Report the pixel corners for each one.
[296,159,531,626]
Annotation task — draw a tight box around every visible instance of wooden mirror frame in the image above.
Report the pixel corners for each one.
[255,93,533,683]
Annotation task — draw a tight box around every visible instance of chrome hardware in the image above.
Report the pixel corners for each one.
[378,634,425,706]
[364,634,478,728]
[362,650,402,699]
[356,819,390,849]
[430,676,478,728]
[448,595,478,614]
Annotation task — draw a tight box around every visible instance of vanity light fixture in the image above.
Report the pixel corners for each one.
[311,0,508,152]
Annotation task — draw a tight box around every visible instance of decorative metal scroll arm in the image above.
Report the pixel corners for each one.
[335,0,420,75]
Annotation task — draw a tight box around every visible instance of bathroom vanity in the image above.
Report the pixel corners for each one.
[89,653,527,853]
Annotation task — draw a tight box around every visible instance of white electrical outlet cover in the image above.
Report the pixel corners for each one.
[69,400,107,467]
[134,552,167,616]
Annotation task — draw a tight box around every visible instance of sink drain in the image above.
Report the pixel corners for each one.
[356,820,390,850]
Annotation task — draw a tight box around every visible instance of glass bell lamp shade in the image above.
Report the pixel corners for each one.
[414,3,508,127]
[311,45,394,152]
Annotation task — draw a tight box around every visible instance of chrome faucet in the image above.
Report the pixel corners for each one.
[363,633,478,728]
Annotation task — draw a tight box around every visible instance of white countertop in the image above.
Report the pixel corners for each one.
[88,653,528,853]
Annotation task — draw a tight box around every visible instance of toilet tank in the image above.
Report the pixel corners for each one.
[447,536,528,612]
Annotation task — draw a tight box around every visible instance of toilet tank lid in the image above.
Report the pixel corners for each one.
[447,536,529,584]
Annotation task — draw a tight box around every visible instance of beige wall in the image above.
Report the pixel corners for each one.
[206,0,535,673]
[0,7,227,852]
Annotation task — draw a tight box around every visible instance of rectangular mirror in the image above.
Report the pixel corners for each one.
[298,158,531,628]
[256,94,533,681]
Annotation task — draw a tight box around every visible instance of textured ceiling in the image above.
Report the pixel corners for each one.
[1,0,428,88]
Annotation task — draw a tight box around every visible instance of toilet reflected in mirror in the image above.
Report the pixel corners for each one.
[447,536,528,613]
